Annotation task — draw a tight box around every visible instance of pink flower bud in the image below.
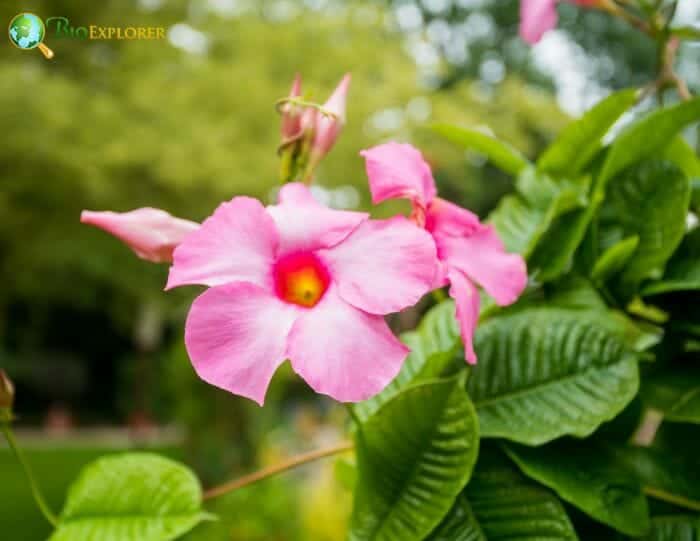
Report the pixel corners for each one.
[280,73,303,142]
[309,74,351,162]
[81,208,199,263]
[0,370,14,411]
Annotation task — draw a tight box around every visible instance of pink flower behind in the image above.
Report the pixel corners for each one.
[81,208,198,263]
[167,183,438,404]
[520,0,600,44]
[361,142,527,364]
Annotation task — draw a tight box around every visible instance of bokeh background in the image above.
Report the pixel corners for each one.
[1,0,699,539]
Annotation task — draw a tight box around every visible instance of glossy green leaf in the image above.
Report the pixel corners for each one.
[504,441,650,536]
[636,516,700,541]
[544,274,608,311]
[353,300,461,422]
[538,89,637,177]
[643,228,700,296]
[662,137,700,179]
[601,160,690,294]
[612,445,700,513]
[641,367,700,424]
[350,377,480,541]
[591,236,640,283]
[432,124,529,176]
[598,97,700,188]
[429,451,578,541]
[467,308,640,445]
[49,453,210,541]
[489,167,586,257]
[527,201,598,282]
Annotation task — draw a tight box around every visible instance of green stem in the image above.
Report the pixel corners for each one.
[1,423,58,526]
[643,485,700,512]
[202,441,353,500]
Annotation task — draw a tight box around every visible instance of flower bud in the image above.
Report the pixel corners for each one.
[0,370,14,411]
[280,73,303,143]
[306,74,350,172]
[81,208,199,263]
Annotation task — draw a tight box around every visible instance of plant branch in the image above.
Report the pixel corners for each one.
[643,486,700,512]
[203,441,354,500]
[0,423,58,526]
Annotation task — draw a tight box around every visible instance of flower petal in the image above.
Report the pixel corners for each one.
[520,0,559,44]
[310,73,351,157]
[447,269,480,364]
[287,287,408,402]
[360,142,437,212]
[436,225,527,306]
[184,282,300,405]
[321,216,437,315]
[81,208,198,263]
[266,183,367,254]
[166,197,278,290]
[425,197,482,239]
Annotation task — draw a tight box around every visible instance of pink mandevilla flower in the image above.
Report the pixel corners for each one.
[361,142,527,364]
[164,183,438,404]
[81,208,199,263]
[520,0,600,44]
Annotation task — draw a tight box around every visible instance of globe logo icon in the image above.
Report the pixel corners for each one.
[8,13,54,59]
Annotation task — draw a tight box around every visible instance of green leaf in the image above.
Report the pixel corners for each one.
[642,228,700,296]
[671,24,700,40]
[601,160,690,294]
[489,167,586,257]
[662,137,700,179]
[350,377,480,541]
[527,201,599,282]
[692,179,700,214]
[538,89,637,177]
[544,274,608,311]
[641,367,700,424]
[591,236,640,283]
[467,308,640,445]
[635,516,700,541]
[353,300,461,422]
[426,495,485,541]
[50,453,210,541]
[429,451,578,541]
[613,446,700,513]
[432,124,529,176]
[504,440,650,536]
[598,97,700,188]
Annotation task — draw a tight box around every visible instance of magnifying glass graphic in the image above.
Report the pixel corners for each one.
[8,13,54,59]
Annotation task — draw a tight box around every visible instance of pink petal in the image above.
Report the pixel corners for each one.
[360,142,437,214]
[311,73,351,157]
[321,216,437,315]
[184,282,300,405]
[266,183,367,255]
[425,197,482,239]
[520,0,559,44]
[166,197,278,290]
[436,225,527,306]
[81,208,198,263]
[286,287,408,402]
[280,73,303,141]
[447,269,480,364]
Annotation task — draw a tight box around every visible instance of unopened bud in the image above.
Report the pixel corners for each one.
[280,73,303,143]
[310,73,350,159]
[0,370,14,412]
